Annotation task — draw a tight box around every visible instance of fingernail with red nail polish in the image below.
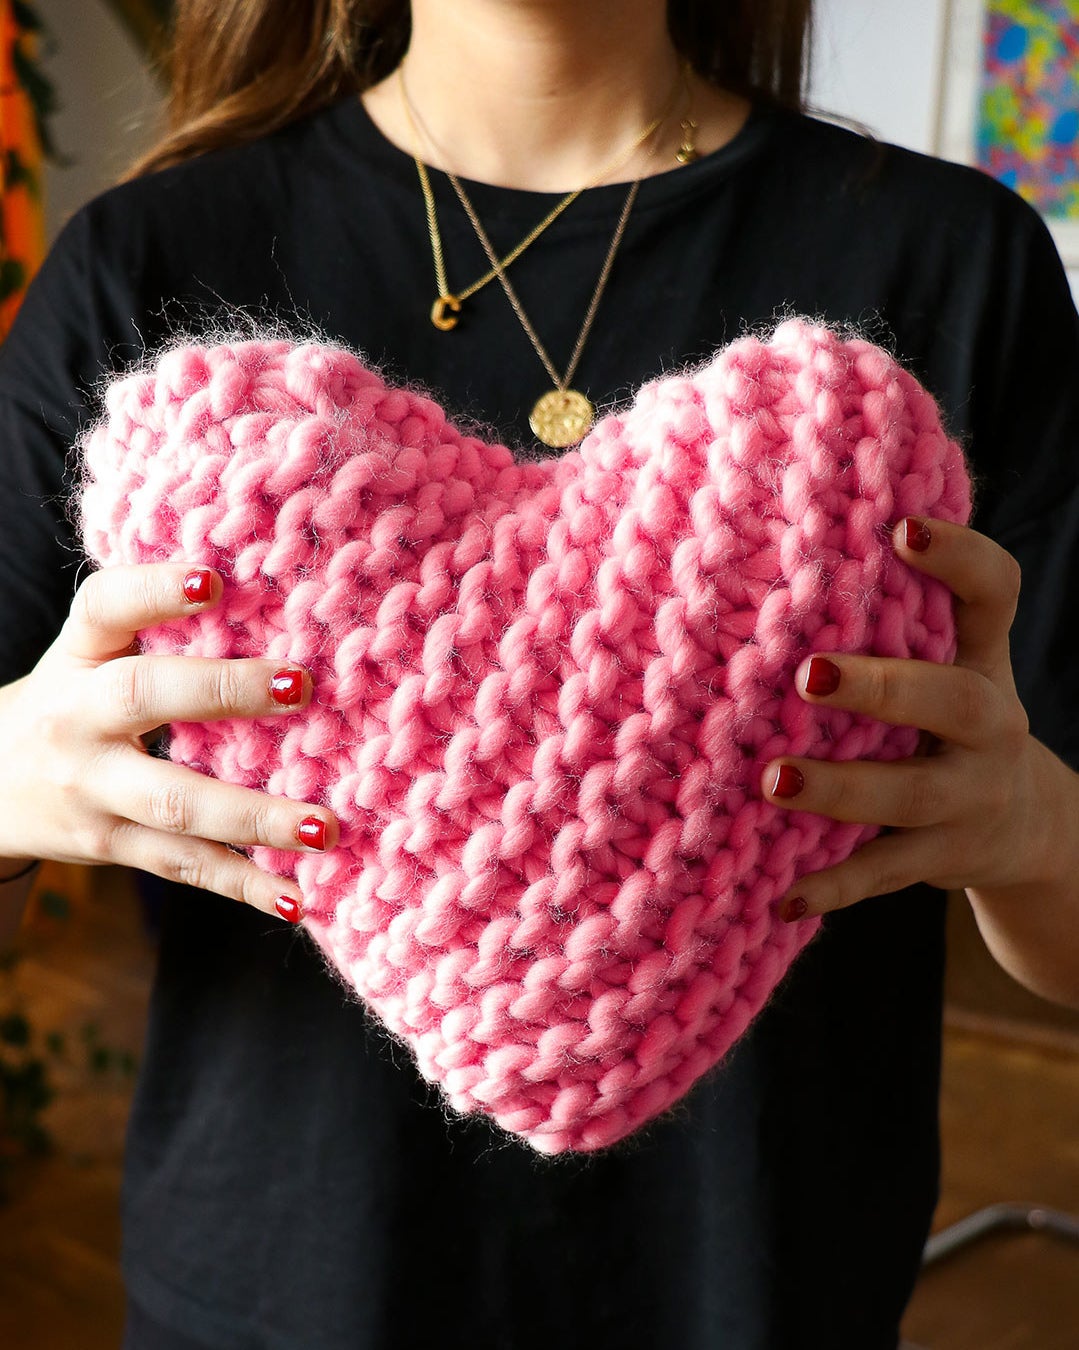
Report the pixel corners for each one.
[904,517,932,552]
[275,896,304,924]
[182,568,214,604]
[270,668,305,706]
[804,656,841,697]
[770,764,805,799]
[781,896,808,923]
[297,816,326,850]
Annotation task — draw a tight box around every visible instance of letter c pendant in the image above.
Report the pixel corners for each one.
[431,294,462,331]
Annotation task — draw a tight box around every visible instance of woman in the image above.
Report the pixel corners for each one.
[1,2,1077,1346]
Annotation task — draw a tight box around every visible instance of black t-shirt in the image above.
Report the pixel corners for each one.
[2,93,1078,1350]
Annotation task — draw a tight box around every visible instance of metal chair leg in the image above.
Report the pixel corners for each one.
[921,1202,1079,1267]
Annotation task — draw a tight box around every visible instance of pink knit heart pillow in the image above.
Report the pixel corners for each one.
[76,318,971,1154]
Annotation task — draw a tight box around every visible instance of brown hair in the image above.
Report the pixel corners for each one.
[124,0,814,181]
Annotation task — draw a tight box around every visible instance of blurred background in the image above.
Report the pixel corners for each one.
[1,1,1078,1347]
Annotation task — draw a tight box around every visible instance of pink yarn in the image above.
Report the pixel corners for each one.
[76,318,971,1154]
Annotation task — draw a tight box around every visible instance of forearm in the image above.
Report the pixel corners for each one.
[965,739,1079,1011]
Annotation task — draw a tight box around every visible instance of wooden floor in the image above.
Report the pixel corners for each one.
[1,868,1078,1349]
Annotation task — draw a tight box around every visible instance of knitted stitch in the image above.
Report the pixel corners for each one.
[76,318,971,1155]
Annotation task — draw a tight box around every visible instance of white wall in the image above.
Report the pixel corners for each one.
[808,0,1079,299]
[809,0,949,152]
[38,0,162,242]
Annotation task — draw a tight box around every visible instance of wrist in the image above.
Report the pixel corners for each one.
[980,735,1079,894]
[963,740,1079,1009]
[1024,739,1079,891]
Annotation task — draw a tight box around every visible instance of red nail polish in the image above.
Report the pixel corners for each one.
[904,517,932,552]
[770,764,805,799]
[182,568,214,604]
[275,895,303,924]
[804,656,841,697]
[781,896,808,923]
[269,668,305,706]
[297,816,326,850]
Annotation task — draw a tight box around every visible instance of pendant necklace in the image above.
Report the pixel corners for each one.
[396,61,698,447]
[397,62,688,332]
[453,175,638,448]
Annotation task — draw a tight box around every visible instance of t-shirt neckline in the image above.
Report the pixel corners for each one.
[336,91,783,222]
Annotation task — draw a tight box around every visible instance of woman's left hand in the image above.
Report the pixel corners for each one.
[762,516,1062,923]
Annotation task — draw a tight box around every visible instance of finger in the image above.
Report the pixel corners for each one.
[106,817,308,924]
[56,563,221,666]
[760,753,963,828]
[86,654,314,738]
[892,517,1022,683]
[96,745,337,854]
[776,827,943,921]
[790,651,1015,749]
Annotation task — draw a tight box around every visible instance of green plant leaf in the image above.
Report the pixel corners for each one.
[3,1058,54,1115]
[11,1,44,33]
[0,146,41,201]
[11,44,68,165]
[24,1122,53,1155]
[89,1046,112,1075]
[4,148,32,189]
[0,258,27,301]
[22,1059,52,1107]
[0,1015,31,1048]
[37,890,71,920]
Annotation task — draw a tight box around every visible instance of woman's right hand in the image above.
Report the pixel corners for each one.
[0,563,337,923]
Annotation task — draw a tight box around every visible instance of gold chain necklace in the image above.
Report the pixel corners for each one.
[398,60,691,332]
[453,173,638,448]
[399,63,697,447]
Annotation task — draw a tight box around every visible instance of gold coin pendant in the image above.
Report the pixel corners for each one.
[529,388,594,449]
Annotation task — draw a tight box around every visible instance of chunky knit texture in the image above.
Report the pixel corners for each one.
[76,318,971,1154]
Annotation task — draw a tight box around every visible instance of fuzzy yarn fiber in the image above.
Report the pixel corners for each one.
[76,318,971,1154]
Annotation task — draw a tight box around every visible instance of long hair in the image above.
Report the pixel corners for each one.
[123,0,814,180]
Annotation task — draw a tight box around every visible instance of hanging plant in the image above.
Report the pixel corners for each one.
[101,0,173,62]
[0,0,62,336]
[0,889,139,1205]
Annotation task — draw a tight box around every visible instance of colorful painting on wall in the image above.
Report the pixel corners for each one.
[976,0,1079,222]
[938,0,1079,263]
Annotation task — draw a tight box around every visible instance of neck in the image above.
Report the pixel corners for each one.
[362,0,745,192]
